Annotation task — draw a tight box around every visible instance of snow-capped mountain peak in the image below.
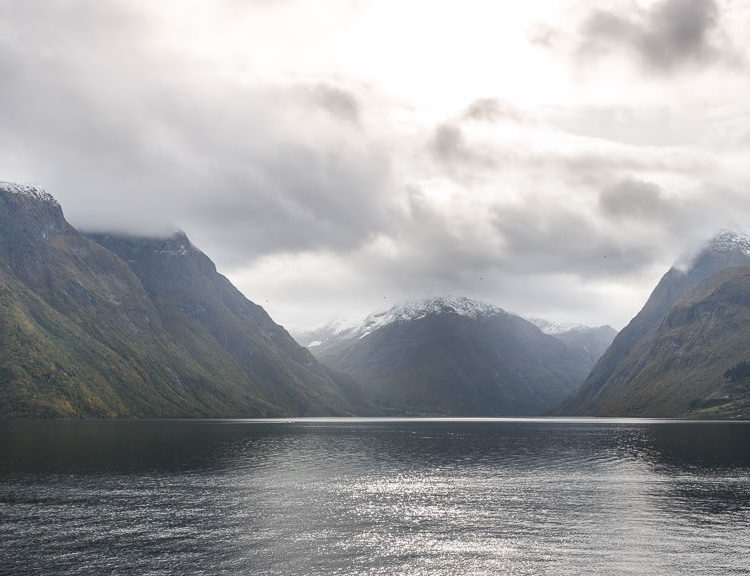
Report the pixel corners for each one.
[358,296,505,339]
[291,318,358,348]
[675,229,750,273]
[708,229,750,256]
[0,181,59,206]
[528,318,589,335]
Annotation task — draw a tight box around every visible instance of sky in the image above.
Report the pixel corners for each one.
[2,0,750,332]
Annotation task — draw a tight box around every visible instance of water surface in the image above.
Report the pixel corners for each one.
[2,418,750,575]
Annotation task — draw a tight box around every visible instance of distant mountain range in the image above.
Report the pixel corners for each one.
[556,231,750,418]
[0,182,367,418]
[4,179,750,420]
[308,296,616,416]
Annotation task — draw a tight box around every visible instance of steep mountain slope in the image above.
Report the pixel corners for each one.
[293,320,357,348]
[0,182,205,417]
[89,232,366,415]
[311,296,595,416]
[553,325,618,366]
[0,182,366,418]
[556,231,750,416]
[529,319,617,366]
[595,267,750,417]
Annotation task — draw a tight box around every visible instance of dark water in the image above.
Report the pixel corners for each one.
[2,418,750,575]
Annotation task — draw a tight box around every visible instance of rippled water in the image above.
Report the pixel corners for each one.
[2,418,750,575]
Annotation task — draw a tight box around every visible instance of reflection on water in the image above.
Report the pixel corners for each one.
[1,419,750,575]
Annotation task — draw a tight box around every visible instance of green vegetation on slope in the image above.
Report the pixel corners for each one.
[595,267,750,418]
[0,186,367,418]
[556,231,750,418]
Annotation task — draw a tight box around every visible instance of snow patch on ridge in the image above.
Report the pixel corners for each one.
[675,229,750,272]
[291,317,359,348]
[357,296,506,339]
[0,181,59,206]
[528,318,588,335]
[708,229,750,256]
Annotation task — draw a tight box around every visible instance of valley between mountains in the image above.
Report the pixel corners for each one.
[2,181,750,419]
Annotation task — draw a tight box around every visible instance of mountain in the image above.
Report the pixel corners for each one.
[553,325,618,366]
[592,266,750,418]
[529,319,617,365]
[0,181,367,418]
[310,296,597,416]
[87,232,368,416]
[529,318,588,335]
[292,319,354,348]
[556,231,750,417]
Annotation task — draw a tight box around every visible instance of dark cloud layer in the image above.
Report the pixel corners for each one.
[599,178,671,221]
[179,139,393,264]
[490,197,660,279]
[579,0,723,72]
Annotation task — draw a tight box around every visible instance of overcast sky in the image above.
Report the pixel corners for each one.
[2,0,750,331]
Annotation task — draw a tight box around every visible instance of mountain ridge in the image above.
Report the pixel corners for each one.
[311,296,607,416]
[594,266,750,417]
[556,230,750,417]
[0,182,369,418]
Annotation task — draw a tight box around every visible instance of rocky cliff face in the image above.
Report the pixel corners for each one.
[0,183,74,295]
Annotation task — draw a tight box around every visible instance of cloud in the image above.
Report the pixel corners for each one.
[430,124,467,163]
[490,196,661,280]
[527,23,559,49]
[462,98,524,124]
[304,84,361,125]
[427,123,499,181]
[578,0,728,72]
[0,1,399,265]
[599,177,671,220]
[178,134,395,264]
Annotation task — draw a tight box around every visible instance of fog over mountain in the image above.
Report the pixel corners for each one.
[2,1,750,331]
